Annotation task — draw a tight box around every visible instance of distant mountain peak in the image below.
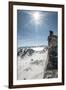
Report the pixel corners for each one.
[17,46,48,58]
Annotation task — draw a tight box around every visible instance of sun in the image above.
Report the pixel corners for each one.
[33,12,40,21]
[32,12,41,25]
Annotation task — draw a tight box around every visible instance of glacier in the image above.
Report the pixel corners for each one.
[17,46,49,80]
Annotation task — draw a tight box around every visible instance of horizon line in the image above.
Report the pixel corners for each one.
[17,45,48,48]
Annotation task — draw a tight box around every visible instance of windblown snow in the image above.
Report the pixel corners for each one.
[17,46,48,80]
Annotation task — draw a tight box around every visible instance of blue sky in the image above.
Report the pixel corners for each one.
[17,10,58,47]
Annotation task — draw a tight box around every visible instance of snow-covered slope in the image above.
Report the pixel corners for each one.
[17,46,48,80]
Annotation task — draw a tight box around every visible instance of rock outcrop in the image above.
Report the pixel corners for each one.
[47,31,58,69]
